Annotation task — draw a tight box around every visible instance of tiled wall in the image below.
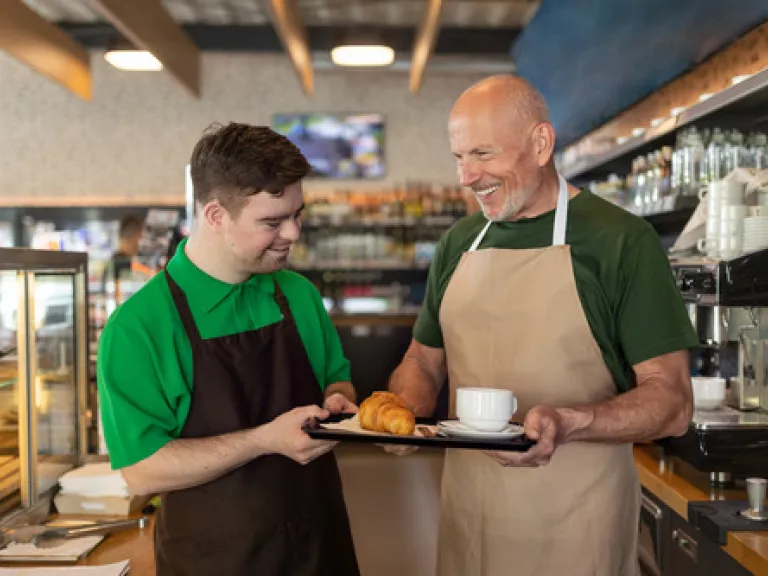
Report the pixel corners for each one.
[0,52,486,204]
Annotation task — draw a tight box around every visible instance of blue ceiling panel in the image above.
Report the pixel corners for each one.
[512,0,768,148]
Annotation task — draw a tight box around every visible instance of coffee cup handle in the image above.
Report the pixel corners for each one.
[698,187,708,201]
[697,238,713,252]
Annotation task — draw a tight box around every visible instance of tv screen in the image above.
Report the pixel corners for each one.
[273,113,385,179]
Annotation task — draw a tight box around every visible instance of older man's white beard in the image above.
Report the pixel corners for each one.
[482,190,531,222]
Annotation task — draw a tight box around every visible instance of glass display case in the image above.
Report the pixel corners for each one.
[0,248,88,517]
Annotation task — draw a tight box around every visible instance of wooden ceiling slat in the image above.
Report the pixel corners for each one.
[265,0,314,95]
[0,0,92,100]
[92,0,201,97]
[410,0,443,94]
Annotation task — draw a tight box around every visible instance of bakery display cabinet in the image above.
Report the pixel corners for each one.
[0,248,89,519]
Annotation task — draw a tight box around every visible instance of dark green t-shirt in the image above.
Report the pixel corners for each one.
[414,190,697,392]
[97,239,350,469]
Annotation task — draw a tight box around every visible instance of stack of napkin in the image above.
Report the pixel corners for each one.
[58,463,129,499]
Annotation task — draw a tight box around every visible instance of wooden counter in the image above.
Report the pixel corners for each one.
[634,444,768,575]
[74,514,155,573]
[0,513,155,574]
[3,445,764,576]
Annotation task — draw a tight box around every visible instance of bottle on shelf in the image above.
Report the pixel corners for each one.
[705,127,726,184]
[289,181,471,270]
[752,132,768,169]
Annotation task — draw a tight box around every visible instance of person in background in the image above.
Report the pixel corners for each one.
[97,123,360,576]
[387,75,696,575]
[105,214,144,284]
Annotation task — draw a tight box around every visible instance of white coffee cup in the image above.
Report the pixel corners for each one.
[692,376,726,411]
[719,219,743,236]
[696,237,719,258]
[705,216,720,239]
[699,180,745,204]
[456,388,516,432]
[718,235,742,250]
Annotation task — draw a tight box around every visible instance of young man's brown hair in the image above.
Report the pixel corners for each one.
[190,122,311,217]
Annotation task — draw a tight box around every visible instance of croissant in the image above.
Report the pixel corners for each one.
[358,392,416,436]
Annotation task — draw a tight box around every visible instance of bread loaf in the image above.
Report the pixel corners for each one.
[358,392,416,436]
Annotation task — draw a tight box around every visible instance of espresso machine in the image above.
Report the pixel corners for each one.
[661,247,768,484]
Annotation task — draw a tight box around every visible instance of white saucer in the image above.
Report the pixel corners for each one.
[437,420,524,439]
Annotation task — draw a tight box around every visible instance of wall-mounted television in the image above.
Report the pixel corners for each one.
[272,113,385,179]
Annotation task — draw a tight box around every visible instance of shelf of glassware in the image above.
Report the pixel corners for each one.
[559,66,768,181]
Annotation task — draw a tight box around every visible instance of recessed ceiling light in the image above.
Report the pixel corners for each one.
[732,74,752,85]
[699,93,713,102]
[670,106,686,116]
[104,50,162,71]
[632,127,645,137]
[330,45,395,67]
[650,118,664,128]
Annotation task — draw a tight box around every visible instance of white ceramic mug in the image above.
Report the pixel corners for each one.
[456,388,516,432]
[696,237,719,258]
[719,219,744,237]
[699,180,745,204]
[706,211,721,237]
[718,235,742,250]
[691,376,726,411]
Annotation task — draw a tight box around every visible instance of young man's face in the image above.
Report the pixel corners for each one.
[219,182,304,275]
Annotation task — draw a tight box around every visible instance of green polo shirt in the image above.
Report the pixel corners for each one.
[97,239,350,469]
[414,190,698,392]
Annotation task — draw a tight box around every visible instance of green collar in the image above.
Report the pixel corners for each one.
[166,238,275,314]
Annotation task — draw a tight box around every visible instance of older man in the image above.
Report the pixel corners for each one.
[388,76,696,575]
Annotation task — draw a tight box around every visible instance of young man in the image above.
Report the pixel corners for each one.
[97,123,360,575]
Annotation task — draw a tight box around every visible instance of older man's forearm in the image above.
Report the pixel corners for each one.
[388,340,446,417]
[557,379,693,444]
[389,362,443,417]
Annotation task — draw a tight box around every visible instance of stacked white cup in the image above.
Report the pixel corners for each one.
[743,193,768,253]
[698,180,746,259]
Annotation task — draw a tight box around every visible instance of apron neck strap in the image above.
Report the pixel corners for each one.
[552,173,569,247]
[468,220,493,252]
[165,269,203,343]
[467,173,570,252]
[272,278,292,319]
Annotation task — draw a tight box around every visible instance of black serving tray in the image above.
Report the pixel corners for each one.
[303,413,536,452]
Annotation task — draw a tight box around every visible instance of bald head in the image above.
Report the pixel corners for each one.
[448,75,557,222]
[451,75,549,132]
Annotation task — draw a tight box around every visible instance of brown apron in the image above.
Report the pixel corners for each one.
[154,271,360,576]
[436,175,640,576]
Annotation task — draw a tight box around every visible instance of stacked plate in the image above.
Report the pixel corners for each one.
[743,215,768,253]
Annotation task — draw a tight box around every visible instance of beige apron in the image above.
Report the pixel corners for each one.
[436,175,640,576]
